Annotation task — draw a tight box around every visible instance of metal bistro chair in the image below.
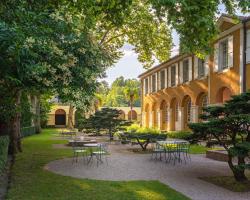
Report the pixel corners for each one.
[151,142,165,161]
[72,140,88,164]
[165,142,178,164]
[178,142,191,163]
[92,143,109,167]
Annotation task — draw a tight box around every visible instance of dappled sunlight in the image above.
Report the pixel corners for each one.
[135,189,169,200]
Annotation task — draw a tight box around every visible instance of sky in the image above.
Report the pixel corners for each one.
[102,4,246,86]
[102,29,180,86]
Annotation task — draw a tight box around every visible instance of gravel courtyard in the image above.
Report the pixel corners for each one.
[46,144,250,200]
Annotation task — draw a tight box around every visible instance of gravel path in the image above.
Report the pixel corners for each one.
[46,144,250,200]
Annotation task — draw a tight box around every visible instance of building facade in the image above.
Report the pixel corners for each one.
[139,15,250,131]
[47,104,141,127]
[47,104,76,127]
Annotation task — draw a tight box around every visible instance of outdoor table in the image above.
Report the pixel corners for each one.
[157,139,190,164]
[68,139,97,146]
[157,139,188,145]
[61,131,77,137]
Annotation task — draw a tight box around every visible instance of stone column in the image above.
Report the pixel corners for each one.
[149,111,152,128]
[176,107,184,131]
[192,105,199,123]
[141,112,145,126]
[167,108,172,131]
[157,110,161,130]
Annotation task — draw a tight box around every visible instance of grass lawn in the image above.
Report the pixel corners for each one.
[201,176,250,192]
[189,144,222,154]
[6,129,190,200]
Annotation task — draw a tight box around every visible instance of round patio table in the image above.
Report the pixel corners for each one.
[157,139,190,164]
[68,139,97,146]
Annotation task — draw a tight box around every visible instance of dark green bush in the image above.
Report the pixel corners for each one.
[0,135,9,174]
[167,131,193,140]
[21,126,36,138]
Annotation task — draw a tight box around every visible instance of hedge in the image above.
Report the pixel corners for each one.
[0,135,9,174]
[21,126,36,138]
[167,131,193,140]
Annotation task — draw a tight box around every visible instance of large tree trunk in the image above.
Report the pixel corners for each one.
[68,104,74,129]
[34,94,41,133]
[228,154,248,182]
[9,90,22,154]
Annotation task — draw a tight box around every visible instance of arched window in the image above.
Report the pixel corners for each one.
[182,95,192,129]
[128,110,137,121]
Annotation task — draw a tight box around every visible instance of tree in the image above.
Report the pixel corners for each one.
[0,0,130,153]
[189,92,250,182]
[96,0,172,68]
[40,93,53,128]
[82,108,132,140]
[123,79,140,121]
[99,77,141,108]
[150,0,250,56]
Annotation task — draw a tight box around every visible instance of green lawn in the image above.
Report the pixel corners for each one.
[6,129,190,200]
[189,144,222,154]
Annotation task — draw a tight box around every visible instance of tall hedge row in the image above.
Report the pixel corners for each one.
[21,126,36,138]
[0,135,9,174]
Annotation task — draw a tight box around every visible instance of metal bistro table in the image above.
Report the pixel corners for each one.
[68,139,97,147]
[157,139,190,164]
[84,143,101,164]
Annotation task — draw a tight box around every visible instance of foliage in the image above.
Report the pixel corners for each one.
[167,131,193,141]
[97,0,172,68]
[126,124,141,133]
[0,87,16,124]
[124,124,166,150]
[189,92,250,182]
[0,135,9,174]
[123,79,140,120]
[40,93,53,128]
[150,0,250,57]
[126,124,161,135]
[0,0,126,152]
[99,76,141,107]
[21,126,36,138]
[136,127,161,135]
[20,92,33,128]
[81,108,132,140]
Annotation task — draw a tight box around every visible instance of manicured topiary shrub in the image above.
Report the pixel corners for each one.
[167,131,193,140]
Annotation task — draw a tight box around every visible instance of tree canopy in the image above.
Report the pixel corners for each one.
[97,76,141,108]
[150,0,250,55]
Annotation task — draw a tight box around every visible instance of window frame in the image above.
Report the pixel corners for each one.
[171,65,176,87]
[152,74,157,92]
[182,59,189,83]
[160,70,165,90]
[219,38,229,71]
[198,58,205,78]
[145,78,149,94]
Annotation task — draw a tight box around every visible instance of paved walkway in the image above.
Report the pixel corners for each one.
[46,144,250,200]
